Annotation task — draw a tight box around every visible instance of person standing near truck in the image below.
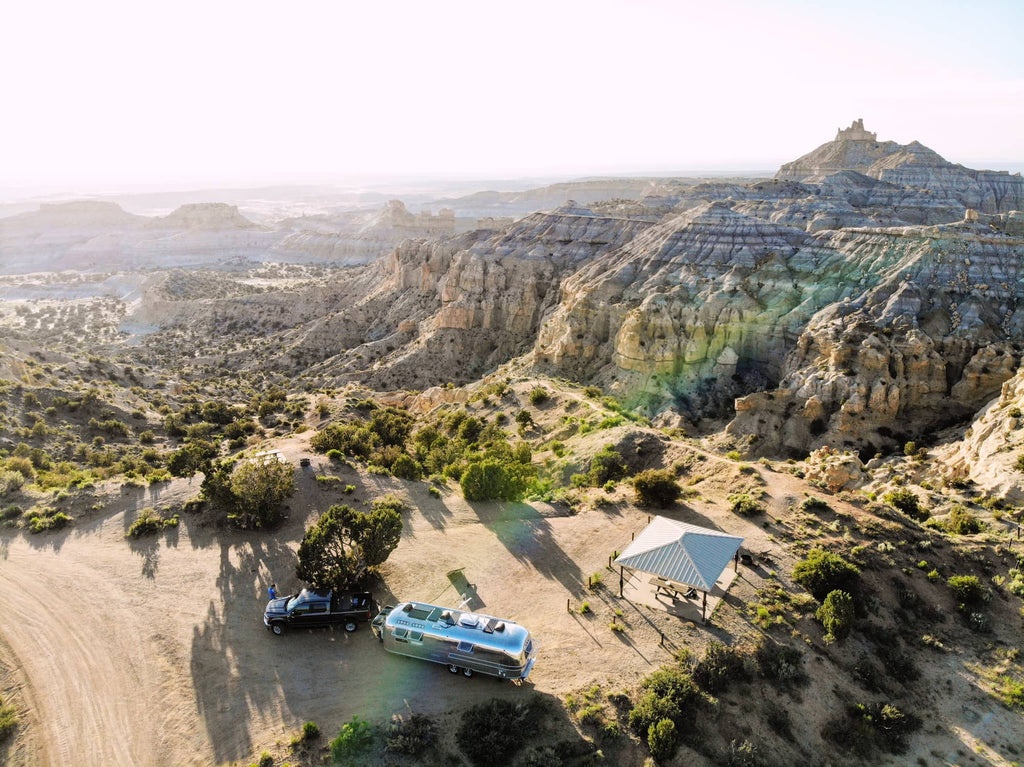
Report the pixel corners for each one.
[268,583,277,600]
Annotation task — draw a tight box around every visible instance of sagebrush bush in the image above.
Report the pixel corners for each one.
[729,493,764,516]
[883,488,928,521]
[528,387,549,406]
[329,715,374,761]
[792,547,860,601]
[633,469,682,507]
[692,641,751,693]
[647,718,677,762]
[944,505,982,535]
[0,698,17,742]
[947,574,986,607]
[755,638,807,687]
[816,589,855,641]
[384,713,437,756]
[456,698,545,766]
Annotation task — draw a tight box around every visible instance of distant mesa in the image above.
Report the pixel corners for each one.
[379,199,455,235]
[153,202,258,230]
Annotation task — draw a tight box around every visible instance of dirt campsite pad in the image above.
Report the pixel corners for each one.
[0,438,772,767]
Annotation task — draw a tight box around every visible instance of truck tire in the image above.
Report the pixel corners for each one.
[271,622,285,636]
[344,620,358,632]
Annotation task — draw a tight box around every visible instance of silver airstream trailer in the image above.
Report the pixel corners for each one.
[371,601,536,680]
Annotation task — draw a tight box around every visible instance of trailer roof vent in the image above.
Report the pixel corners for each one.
[440,610,453,622]
[482,617,506,633]
[458,613,479,628]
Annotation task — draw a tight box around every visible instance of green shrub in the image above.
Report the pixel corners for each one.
[754,638,806,687]
[588,445,628,486]
[944,505,982,535]
[29,511,71,533]
[0,698,17,742]
[384,713,437,756]
[692,642,750,693]
[729,493,764,516]
[460,458,532,502]
[456,698,544,766]
[329,715,374,761]
[528,387,550,406]
[311,423,377,459]
[947,574,986,608]
[882,488,928,521]
[256,752,273,767]
[126,508,168,537]
[822,702,920,756]
[800,496,830,513]
[792,548,860,601]
[633,469,682,507]
[629,665,703,735]
[816,589,855,641]
[390,453,422,480]
[647,718,677,762]
[302,721,320,740]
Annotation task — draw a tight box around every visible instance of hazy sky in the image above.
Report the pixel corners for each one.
[2,0,1022,189]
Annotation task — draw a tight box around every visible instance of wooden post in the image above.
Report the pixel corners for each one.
[631,531,635,541]
[567,598,570,613]
[702,591,707,624]
[734,550,739,572]
[619,566,624,598]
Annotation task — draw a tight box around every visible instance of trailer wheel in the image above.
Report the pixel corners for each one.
[344,621,358,632]
[448,664,459,674]
[271,622,285,636]
[462,667,473,678]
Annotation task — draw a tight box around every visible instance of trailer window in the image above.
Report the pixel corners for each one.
[457,641,475,654]
[409,631,423,642]
[393,628,408,638]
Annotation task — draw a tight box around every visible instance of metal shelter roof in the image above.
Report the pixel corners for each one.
[614,516,744,591]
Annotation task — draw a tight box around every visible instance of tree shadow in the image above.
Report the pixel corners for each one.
[470,501,584,596]
[189,534,308,763]
[127,535,160,579]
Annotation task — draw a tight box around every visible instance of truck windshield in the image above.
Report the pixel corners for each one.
[286,595,302,611]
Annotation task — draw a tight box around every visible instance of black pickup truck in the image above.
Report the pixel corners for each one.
[263,588,373,635]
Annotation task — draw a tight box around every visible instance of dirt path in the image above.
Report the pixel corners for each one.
[0,441,768,767]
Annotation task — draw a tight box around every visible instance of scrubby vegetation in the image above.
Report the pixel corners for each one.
[456,697,548,766]
[792,548,860,601]
[632,468,681,507]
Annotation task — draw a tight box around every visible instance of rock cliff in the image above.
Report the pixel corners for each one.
[777,120,1024,214]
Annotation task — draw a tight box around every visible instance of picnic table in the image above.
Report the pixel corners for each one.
[650,576,697,601]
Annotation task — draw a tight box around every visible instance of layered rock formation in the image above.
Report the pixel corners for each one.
[777,120,1024,213]
[85,122,1022,461]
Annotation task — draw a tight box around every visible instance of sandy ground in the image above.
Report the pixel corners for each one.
[0,435,773,767]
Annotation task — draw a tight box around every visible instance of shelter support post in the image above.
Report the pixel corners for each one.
[619,566,624,598]
[734,550,739,572]
[702,591,707,623]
